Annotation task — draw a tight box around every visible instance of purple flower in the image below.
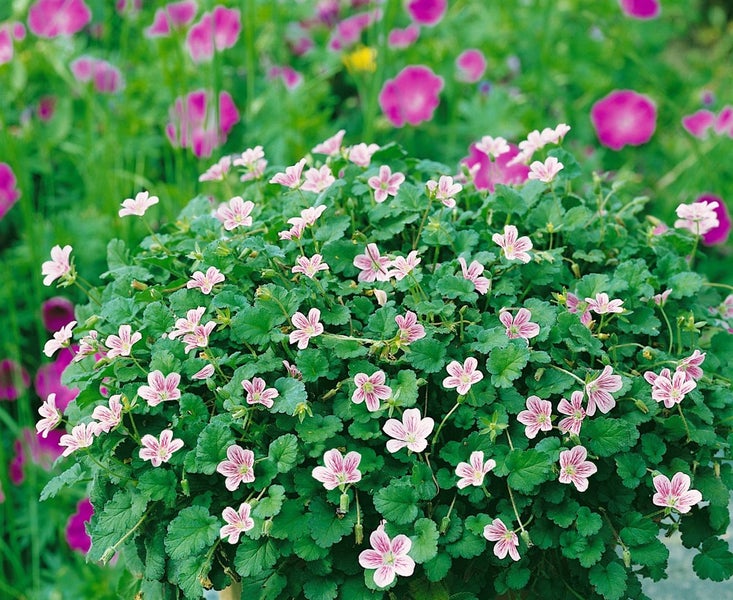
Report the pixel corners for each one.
[65,498,93,553]
[34,349,79,411]
[682,109,715,138]
[618,0,661,20]
[379,65,444,127]
[186,6,241,63]
[28,0,92,38]
[145,0,197,38]
[590,90,657,150]
[42,297,75,332]
[0,163,20,221]
[456,49,487,83]
[406,0,446,26]
[10,428,64,484]
[0,358,30,401]
[70,56,125,94]
[461,143,529,193]
[697,194,731,246]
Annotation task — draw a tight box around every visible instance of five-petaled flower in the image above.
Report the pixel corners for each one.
[269,158,306,189]
[119,190,159,217]
[289,308,324,349]
[292,254,330,279]
[652,472,703,514]
[584,365,623,416]
[187,266,225,295]
[475,135,510,159]
[395,311,426,344]
[199,155,231,182]
[59,422,96,457]
[566,292,592,327]
[358,522,416,588]
[458,257,490,295]
[557,391,586,436]
[182,321,217,354]
[585,293,624,315]
[168,307,206,339]
[91,394,123,434]
[233,146,267,181]
[483,519,520,561]
[43,320,77,357]
[42,244,73,286]
[643,368,696,408]
[492,225,533,263]
[558,445,597,492]
[242,377,279,408]
[215,196,254,230]
[220,502,254,544]
[455,451,496,489]
[138,370,181,407]
[353,243,392,282]
[390,250,421,281]
[139,429,184,467]
[528,156,564,183]
[348,143,380,167]
[105,324,142,359]
[352,371,392,412]
[312,448,363,490]
[517,395,553,439]
[301,165,336,194]
[674,200,720,236]
[499,308,540,341]
[426,175,462,208]
[368,165,405,203]
[36,393,62,438]
[443,357,484,396]
[312,129,346,156]
[677,350,705,382]
[216,445,256,491]
[383,407,434,453]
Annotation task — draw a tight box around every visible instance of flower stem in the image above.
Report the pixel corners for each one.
[430,400,461,455]
[100,505,154,565]
[677,404,692,443]
[547,364,586,386]
[658,305,674,355]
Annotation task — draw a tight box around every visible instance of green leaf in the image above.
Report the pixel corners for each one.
[546,500,580,528]
[307,497,356,548]
[296,414,343,445]
[669,272,705,298]
[143,302,176,338]
[272,377,308,416]
[193,417,235,474]
[88,487,149,562]
[589,561,627,600]
[424,553,452,582]
[40,463,87,501]
[583,418,639,457]
[468,326,509,354]
[407,338,448,373]
[303,578,339,600]
[615,453,647,489]
[410,518,439,564]
[575,507,602,537]
[268,434,300,473]
[692,537,733,581]
[230,305,278,347]
[137,469,178,506]
[165,506,219,561]
[296,348,331,382]
[487,342,529,388]
[619,512,658,547]
[630,539,669,567]
[252,485,286,519]
[168,556,204,600]
[392,369,419,407]
[506,449,554,493]
[373,481,419,525]
[435,274,477,301]
[234,537,279,578]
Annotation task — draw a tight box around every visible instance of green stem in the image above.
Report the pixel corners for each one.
[101,506,154,565]
[658,306,674,355]
[677,404,692,443]
[430,401,461,455]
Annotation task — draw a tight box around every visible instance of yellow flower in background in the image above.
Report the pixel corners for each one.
[343,46,376,73]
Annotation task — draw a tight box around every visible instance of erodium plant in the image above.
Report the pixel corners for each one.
[41,129,733,599]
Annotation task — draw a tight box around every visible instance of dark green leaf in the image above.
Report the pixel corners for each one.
[165,506,219,561]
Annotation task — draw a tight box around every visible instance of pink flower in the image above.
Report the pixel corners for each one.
[186,6,241,63]
[566,292,593,327]
[300,205,327,226]
[42,245,73,286]
[269,158,306,189]
[312,129,346,156]
[216,445,255,491]
[118,190,159,217]
[187,266,225,295]
[192,364,215,380]
[328,11,378,50]
[358,523,415,588]
[70,57,125,94]
[455,450,496,489]
[301,165,336,194]
[0,25,19,66]
[379,65,444,127]
[138,370,181,407]
[674,199,720,236]
[390,250,421,281]
[37,95,56,121]
[499,308,540,341]
[618,0,660,20]
[461,143,530,192]
[233,146,267,181]
[91,394,123,434]
[395,311,426,345]
[697,194,731,246]
[42,297,75,332]
[584,365,623,416]
[483,519,520,561]
[312,448,363,490]
[242,377,279,409]
[216,196,254,230]
[457,257,490,295]
[43,321,77,357]
[145,0,197,37]
[220,503,254,544]
[168,307,206,339]
[279,218,306,241]
[456,49,487,83]
[0,358,29,401]
[528,156,564,183]
[65,498,93,554]
[383,407,434,453]
[682,110,715,138]
[557,391,586,436]
[388,24,420,49]
[590,90,657,150]
[59,423,96,457]
[559,445,597,492]
[585,293,624,315]
[517,395,553,439]
[714,105,733,135]
[475,136,510,159]
[182,321,217,354]
[492,225,533,263]
[643,368,696,408]
[289,308,324,349]
[199,155,232,182]
[292,254,330,279]
[0,163,21,221]
[348,143,380,167]
[283,360,302,379]
[652,288,672,306]
[354,243,392,282]
[652,472,703,514]
[368,165,405,203]
[268,65,304,91]
[36,393,63,438]
[352,371,392,412]
[28,0,92,38]
[139,429,184,467]
[104,324,142,359]
[34,350,79,410]
[443,357,483,396]
[406,0,446,26]
[677,350,706,382]
[426,175,462,208]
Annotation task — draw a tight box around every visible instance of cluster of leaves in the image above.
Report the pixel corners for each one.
[47,141,733,600]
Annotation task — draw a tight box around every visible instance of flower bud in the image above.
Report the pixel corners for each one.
[339,493,350,513]
[261,519,273,536]
[131,280,148,291]
[634,399,649,414]
[439,515,451,534]
[623,548,632,568]
[354,522,364,544]
[520,529,532,548]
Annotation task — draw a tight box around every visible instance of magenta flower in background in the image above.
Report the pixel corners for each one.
[714,105,733,134]
[379,65,444,127]
[216,196,254,230]
[584,365,623,416]
[268,65,304,91]
[499,308,540,341]
[0,25,17,66]
[139,429,184,466]
[289,308,324,349]
[368,165,405,203]
[65,498,93,554]
[388,24,420,49]
[652,472,702,513]
[406,0,446,26]
[104,324,142,359]
[328,11,379,51]
[354,243,392,282]
[138,370,181,407]
[591,90,657,150]
[483,519,520,561]
[10,428,65,484]
[242,377,279,409]
[455,451,496,489]
[186,6,241,63]
[59,422,96,457]
[220,503,254,544]
[42,296,75,332]
[559,445,597,492]
[0,358,30,401]
[395,310,425,344]
[682,109,715,138]
[217,445,255,491]
[517,395,553,439]
[70,56,124,94]
[312,448,363,490]
[456,49,487,83]
[383,407,434,453]
[34,349,79,411]
[358,522,415,587]
[443,357,484,396]
[557,391,586,436]
[145,0,198,38]
[0,163,21,221]
[352,371,392,412]
[187,266,225,294]
[28,0,92,38]
[119,190,159,217]
[697,194,731,245]
[461,143,530,192]
[37,96,57,122]
[618,0,661,20]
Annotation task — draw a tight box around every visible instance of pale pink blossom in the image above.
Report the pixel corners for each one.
[138,370,181,407]
[682,109,715,138]
[677,350,706,382]
[483,519,520,561]
[192,364,215,380]
[91,394,123,434]
[499,308,540,341]
[674,200,720,236]
[455,451,496,489]
[358,523,415,588]
[368,165,405,203]
[354,243,392,282]
[566,292,592,326]
[443,357,483,396]
[352,371,392,412]
[42,245,73,286]
[585,293,624,315]
[312,130,345,156]
[475,135,510,159]
[139,429,184,467]
[269,158,306,189]
[104,325,142,359]
[558,445,597,492]
[373,289,388,306]
[643,368,696,408]
[517,395,553,439]
[528,156,564,183]
[383,408,434,453]
[458,257,490,295]
[215,197,254,230]
[300,205,327,226]
[455,49,487,83]
[348,143,380,167]
[312,448,362,490]
[289,308,324,349]
[216,445,255,491]
[279,218,306,241]
[698,193,731,246]
[301,165,336,194]
[462,143,530,192]
[283,360,302,379]
[557,391,586,436]
[168,307,206,339]
[395,311,426,344]
[379,65,444,127]
[389,251,421,281]
[233,146,267,181]
[292,254,330,279]
[118,190,159,217]
[492,225,533,263]
[584,365,623,416]
[652,289,672,306]
[36,393,62,438]
[652,472,702,514]
[43,321,77,358]
[187,266,225,294]
[199,155,232,182]
[182,321,217,354]
[242,377,279,409]
[220,503,254,544]
[59,422,96,457]
[426,175,462,208]
[73,330,99,362]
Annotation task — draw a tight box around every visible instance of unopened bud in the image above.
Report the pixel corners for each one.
[634,399,649,414]
[520,530,532,547]
[100,547,116,565]
[261,519,273,536]
[439,516,451,534]
[131,280,148,291]
[642,347,653,360]
[354,522,364,544]
[339,493,350,513]
[623,548,632,568]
